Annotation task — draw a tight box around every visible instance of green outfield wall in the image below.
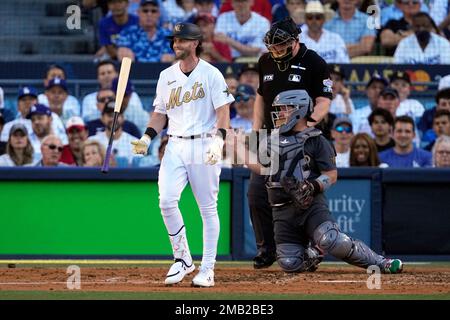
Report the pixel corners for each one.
[0,178,231,257]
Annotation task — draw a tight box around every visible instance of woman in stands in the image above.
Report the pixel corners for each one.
[0,123,34,167]
[432,135,450,168]
[349,133,384,167]
[81,140,106,167]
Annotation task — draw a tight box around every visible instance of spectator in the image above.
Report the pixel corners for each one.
[87,98,141,138]
[81,60,119,121]
[394,12,450,64]
[368,107,396,152]
[82,0,109,16]
[38,64,80,119]
[60,117,89,166]
[0,124,34,167]
[378,87,401,117]
[26,104,55,162]
[224,66,239,96]
[424,110,450,151]
[351,74,388,134]
[215,0,270,59]
[230,84,255,132]
[238,62,259,93]
[0,86,4,110]
[193,0,219,17]
[331,116,353,167]
[89,102,137,166]
[300,1,349,63]
[116,0,174,63]
[389,71,425,120]
[328,64,354,116]
[1,87,68,146]
[439,74,450,90]
[44,77,81,124]
[349,133,381,167]
[380,0,420,56]
[81,139,107,167]
[162,0,197,28]
[219,0,272,21]
[418,88,450,135]
[381,0,429,27]
[272,0,306,24]
[379,115,432,167]
[97,0,139,60]
[324,0,376,58]
[111,77,149,130]
[432,135,450,167]
[33,135,68,167]
[194,13,232,62]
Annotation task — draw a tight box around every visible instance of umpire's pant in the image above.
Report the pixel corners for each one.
[247,172,276,257]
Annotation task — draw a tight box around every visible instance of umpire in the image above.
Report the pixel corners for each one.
[249,17,332,269]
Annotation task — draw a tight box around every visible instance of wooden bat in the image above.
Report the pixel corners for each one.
[101,57,132,173]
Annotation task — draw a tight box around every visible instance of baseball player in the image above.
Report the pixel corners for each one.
[249,17,332,269]
[131,22,234,287]
[235,89,403,274]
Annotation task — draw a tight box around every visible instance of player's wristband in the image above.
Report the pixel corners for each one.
[144,127,158,139]
[315,174,332,192]
[216,128,226,140]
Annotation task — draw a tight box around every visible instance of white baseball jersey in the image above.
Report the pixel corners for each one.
[38,93,81,124]
[90,130,136,166]
[394,33,450,64]
[153,59,235,136]
[215,11,270,59]
[351,105,373,135]
[301,29,350,63]
[330,94,355,116]
[396,99,425,119]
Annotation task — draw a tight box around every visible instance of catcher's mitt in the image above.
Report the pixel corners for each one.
[280,176,315,210]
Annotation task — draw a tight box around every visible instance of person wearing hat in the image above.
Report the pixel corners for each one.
[328,64,354,117]
[26,103,56,162]
[0,123,34,167]
[300,1,349,64]
[0,87,68,147]
[44,77,81,124]
[214,0,270,59]
[230,84,255,133]
[194,12,232,63]
[131,22,234,287]
[238,62,259,93]
[60,116,89,166]
[351,74,388,135]
[116,0,174,62]
[389,70,425,121]
[418,88,450,136]
[97,0,139,60]
[331,116,353,167]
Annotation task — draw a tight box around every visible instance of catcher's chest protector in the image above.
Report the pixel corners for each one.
[267,127,322,184]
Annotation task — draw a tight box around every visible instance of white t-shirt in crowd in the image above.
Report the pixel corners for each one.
[89,130,137,167]
[330,94,355,116]
[396,99,425,119]
[336,149,350,168]
[350,105,373,136]
[301,29,350,63]
[394,33,450,64]
[38,94,81,125]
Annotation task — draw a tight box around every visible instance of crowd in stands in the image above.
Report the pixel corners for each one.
[1,0,450,168]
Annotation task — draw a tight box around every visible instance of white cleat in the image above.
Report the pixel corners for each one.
[164,259,195,285]
[191,267,215,287]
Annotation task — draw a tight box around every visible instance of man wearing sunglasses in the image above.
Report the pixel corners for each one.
[331,117,353,168]
[300,1,349,64]
[381,0,429,27]
[34,135,68,167]
[250,16,332,269]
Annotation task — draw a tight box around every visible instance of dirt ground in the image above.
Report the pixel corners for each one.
[0,264,449,295]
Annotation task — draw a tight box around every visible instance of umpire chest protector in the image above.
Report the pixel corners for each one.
[265,127,322,206]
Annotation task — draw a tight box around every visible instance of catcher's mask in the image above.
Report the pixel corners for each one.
[271,90,314,133]
[264,17,300,71]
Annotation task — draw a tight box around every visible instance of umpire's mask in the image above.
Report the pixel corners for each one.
[271,90,314,133]
[264,17,300,72]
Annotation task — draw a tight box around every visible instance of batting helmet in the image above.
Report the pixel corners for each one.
[166,23,203,41]
[271,90,314,133]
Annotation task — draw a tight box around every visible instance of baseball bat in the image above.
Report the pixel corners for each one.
[101,57,132,173]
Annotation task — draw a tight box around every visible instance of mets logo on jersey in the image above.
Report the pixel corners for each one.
[166,82,205,110]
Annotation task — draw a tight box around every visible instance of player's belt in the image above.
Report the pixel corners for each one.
[168,133,213,139]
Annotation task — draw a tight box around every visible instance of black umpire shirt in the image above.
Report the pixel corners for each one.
[257,43,332,130]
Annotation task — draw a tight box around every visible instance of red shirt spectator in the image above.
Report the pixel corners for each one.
[219,0,272,21]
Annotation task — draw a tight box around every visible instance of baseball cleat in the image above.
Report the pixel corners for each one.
[253,253,276,269]
[164,258,195,285]
[191,266,215,287]
[381,258,403,274]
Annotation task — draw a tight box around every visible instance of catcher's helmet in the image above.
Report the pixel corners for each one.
[166,23,203,41]
[271,90,314,133]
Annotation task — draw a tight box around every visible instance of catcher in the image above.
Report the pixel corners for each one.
[234,89,403,274]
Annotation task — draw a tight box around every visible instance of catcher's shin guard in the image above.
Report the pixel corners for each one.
[313,221,385,269]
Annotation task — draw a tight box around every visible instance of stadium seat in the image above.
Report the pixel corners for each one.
[350,56,394,64]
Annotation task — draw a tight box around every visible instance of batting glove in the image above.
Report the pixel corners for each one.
[131,134,151,155]
[205,136,224,165]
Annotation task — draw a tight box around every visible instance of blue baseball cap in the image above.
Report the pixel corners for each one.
[367,74,388,87]
[112,77,134,95]
[26,104,52,119]
[46,77,68,92]
[235,84,255,97]
[140,0,159,7]
[18,86,38,100]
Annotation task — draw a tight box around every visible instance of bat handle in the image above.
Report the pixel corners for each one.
[101,144,113,173]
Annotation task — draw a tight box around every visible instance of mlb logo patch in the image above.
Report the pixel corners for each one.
[288,74,301,82]
[263,74,274,82]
